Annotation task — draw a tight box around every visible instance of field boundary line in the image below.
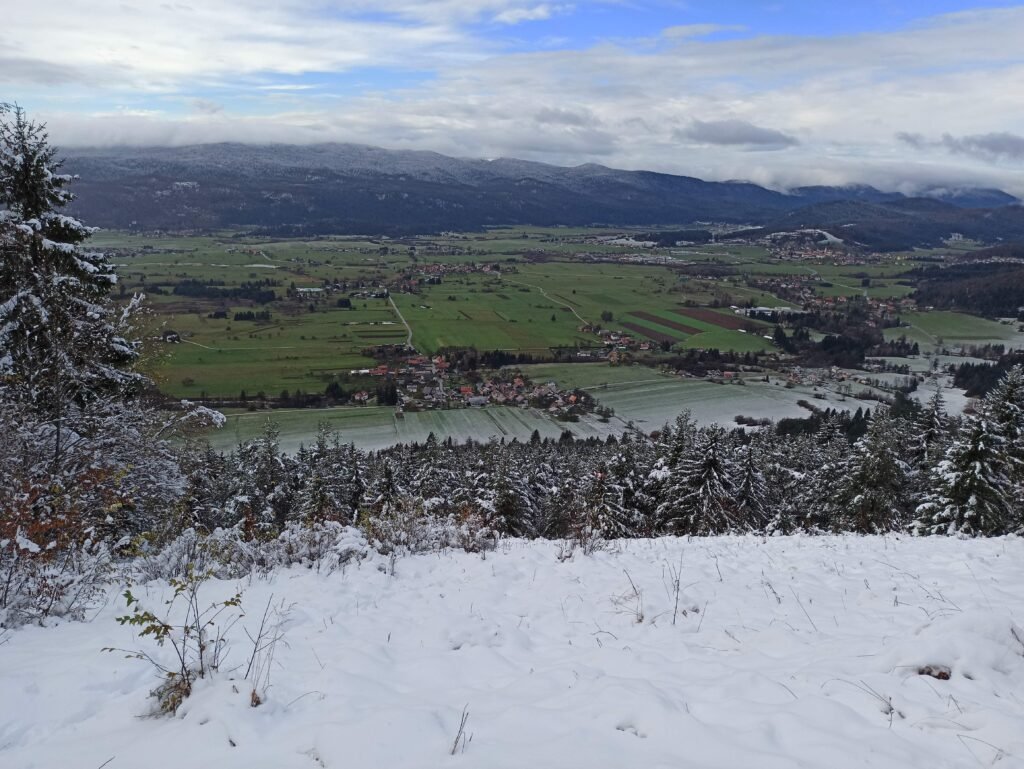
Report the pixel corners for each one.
[389,295,415,347]
[505,278,589,325]
[181,339,296,351]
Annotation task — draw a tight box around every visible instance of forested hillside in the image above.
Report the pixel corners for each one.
[60,144,1021,244]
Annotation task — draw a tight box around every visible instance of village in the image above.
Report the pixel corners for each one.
[346,352,602,420]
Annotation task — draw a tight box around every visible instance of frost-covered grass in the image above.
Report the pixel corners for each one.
[592,377,874,429]
[208,405,622,453]
[2,536,1023,769]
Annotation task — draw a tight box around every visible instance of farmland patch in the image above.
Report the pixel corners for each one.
[629,311,700,335]
[674,307,761,330]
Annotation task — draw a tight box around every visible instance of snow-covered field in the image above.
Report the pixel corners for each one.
[3,536,1023,769]
[592,377,880,429]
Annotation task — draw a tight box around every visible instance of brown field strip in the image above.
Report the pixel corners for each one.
[619,321,677,344]
[629,311,700,335]
[674,307,753,330]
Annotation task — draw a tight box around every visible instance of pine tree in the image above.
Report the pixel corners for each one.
[580,462,631,540]
[913,386,952,468]
[659,427,741,535]
[0,106,197,562]
[0,105,139,441]
[915,416,1015,536]
[733,440,769,531]
[232,421,292,535]
[410,432,461,515]
[834,410,910,533]
[801,415,848,532]
[606,432,655,535]
[295,424,350,524]
[982,365,1024,527]
[480,449,533,537]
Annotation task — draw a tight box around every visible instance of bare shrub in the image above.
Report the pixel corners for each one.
[105,567,243,715]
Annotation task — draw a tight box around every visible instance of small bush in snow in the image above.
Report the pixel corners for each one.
[107,567,243,716]
[361,498,496,557]
[130,523,369,583]
[0,527,111,628]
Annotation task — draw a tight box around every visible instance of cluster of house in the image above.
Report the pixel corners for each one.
[345,352,593,416]
[803,292,917,324]
[448,377,579,410]
[589,327,656,352]
[387,261,507,294]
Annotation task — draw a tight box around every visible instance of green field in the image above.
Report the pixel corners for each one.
[884,311,1024,350]
[147,299,401,398]
[93,228,1020,402]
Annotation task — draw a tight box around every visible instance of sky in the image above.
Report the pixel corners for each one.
[4,1,1024,194]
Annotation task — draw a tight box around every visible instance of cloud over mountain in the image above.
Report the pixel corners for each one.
[5,3,1024,195]
[679,120,799,150]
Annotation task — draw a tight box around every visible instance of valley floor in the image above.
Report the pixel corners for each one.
[2,536,1023,769]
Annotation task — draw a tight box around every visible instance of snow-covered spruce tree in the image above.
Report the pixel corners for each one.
[230,421,295,536]
[658,426,743,535]
[294,424,353,524]
[915,415,1016,536]
[477,446,534,537]
[410,432,461,516]
[913,387,952,467]
[0,106,214,625]
[758,430,812,535]
[907,386,955,504]
[177,443,235,532]
[981,365,1024,527]
[833,409,911,533]
[0,105,139,440]
[606,431,656,535]
[578,461,632,541]
[0,107,201,529]
[732,439,769,532]
[800,415,849,532]
[523,447,561,537]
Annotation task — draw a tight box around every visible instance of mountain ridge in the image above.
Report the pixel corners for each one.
[61,143,1021,247]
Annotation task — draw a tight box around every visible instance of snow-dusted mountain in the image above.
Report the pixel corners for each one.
[61,143,1020,241]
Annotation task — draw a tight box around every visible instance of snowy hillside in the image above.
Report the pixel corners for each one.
[2,535,1022,769]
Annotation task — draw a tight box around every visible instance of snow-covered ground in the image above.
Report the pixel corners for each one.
[3,536,1023,769]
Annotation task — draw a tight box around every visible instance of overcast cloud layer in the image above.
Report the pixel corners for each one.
[3,2,1024,194]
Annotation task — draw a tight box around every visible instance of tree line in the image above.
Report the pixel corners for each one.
[173,370,1024,548]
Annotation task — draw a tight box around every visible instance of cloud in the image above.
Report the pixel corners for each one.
[662,24,745,39]
[895,132,926,150]
[494,4,568,25]
[940,132,1024,162]
[0,56,91,86]
[191,99,223,115]
[534,107,594,127]
[898,130,1024,164]
[9,5,1024,195]
[678,119,799,149]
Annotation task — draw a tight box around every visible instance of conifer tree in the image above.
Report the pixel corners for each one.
[295,424,350,524]
[915,415,1016,536]
[580,462,632,540]
[0,105,139,444]
[982,365,1024,525]
[659,427,741,535]
[834,410,910,533]
[0,106,198,558]
[733,440,769,531]
[801,415,847,531]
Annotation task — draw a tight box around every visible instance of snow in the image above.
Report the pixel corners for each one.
[2,535,1023,769]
